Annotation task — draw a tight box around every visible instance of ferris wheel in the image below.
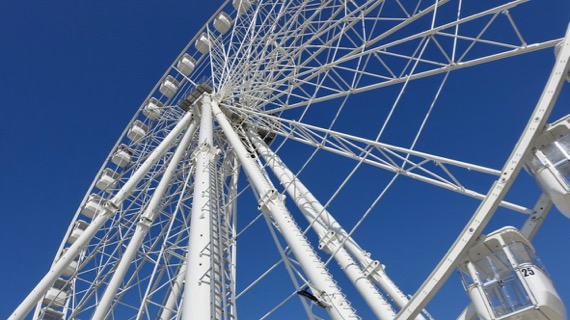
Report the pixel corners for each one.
[8,0,570,319]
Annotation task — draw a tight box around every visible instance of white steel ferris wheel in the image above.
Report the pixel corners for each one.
[9,0,570,319]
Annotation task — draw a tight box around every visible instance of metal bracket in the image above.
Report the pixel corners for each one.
[296,287,330,309]
[103,200,119,217]
[257,189,284,214]
[363,260,384,278]
[318,231,338,254]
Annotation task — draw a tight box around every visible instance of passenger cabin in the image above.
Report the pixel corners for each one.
[143,97,163,121]
[81,194,104,218]
[112,144,133,168]
[67,220,89,244]
[177,53,196,77]
[233,0,252,14]
[60,249,81,277]
[96,168,119,191]
[214,12,233,34]
[40,307,64,320]
[127,120,148,144]
[525,114,570,218]
[42,279,69,309]
[159,75,179,98]
[458,227,566,320]
[195,33,210,54]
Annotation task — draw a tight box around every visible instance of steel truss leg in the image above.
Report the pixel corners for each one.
[248,131,424,320]
[9,111,196,320]
[160,253,188,320]
[227,156,239,319]
[212,100,358,320]
[91,118,198,319]
[182,95,218,319]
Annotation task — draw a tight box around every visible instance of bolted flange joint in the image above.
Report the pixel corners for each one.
[102,200,119,217]
[257,189,285,214]
[363,260,384,278]
[318,230,339,255]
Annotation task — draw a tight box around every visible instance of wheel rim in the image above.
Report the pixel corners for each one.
[10,1,569,319]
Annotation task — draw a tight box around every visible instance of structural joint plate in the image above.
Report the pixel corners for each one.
[191,143,220,162]
[318,231,338,254]
[102,200,119,217]
[257,189,285,214]
[363,260,383,278]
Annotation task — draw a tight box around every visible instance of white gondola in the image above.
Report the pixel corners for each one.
[60,250,80,277]
[458,227,566,320]
[81,194,103,218]
[195,33,210,54]
[142,97,163,121]
[159,75,179,98]
[111,144,133,168]
[41,307,64,320]
[233,0,251,14]
[525,114,570,218]
[67,220,88,244]
[176,53,196,77]
[42,279,69,309]
[214,12,233,34]
[96,168,119,191]
[127,120,148,144]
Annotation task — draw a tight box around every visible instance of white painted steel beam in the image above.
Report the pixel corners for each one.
[260,1,540,112]
[9,111,195,320]
[266,39,559,113]
[249,0,448,109]
[182,95,217,319]
[395,24,570,320]
[248,130,433,319]
[91,118,197,319]
[228,156,239,319]
[248,131,399,320]
[160,254,188,320]
[223,105,532,214]
[212,100,358,320]
[521,193,553,240]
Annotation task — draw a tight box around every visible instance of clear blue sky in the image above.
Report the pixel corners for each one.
[0,1,568,319]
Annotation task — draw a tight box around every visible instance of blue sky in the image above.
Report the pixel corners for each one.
[1,1,569,319]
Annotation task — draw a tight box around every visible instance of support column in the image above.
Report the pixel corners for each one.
[92,119,197,319]
[249,128,423,315]
[182,95,217,319]
[10,111,195,320]
[228,156,239,319]
[212,101,357,320]
[248,130,398,320]
[160,253,188,320]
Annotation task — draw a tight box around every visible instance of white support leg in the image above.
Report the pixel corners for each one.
[92,119,198,319]
[160,254,188,320]
[228,156,239,319]
[182,95,217,319]
[9,111,195,320]
[249,130,426,318]
[212,101,357,320]
[247,130,398,320]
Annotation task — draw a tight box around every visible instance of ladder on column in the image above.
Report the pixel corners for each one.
[209,161,236,320]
